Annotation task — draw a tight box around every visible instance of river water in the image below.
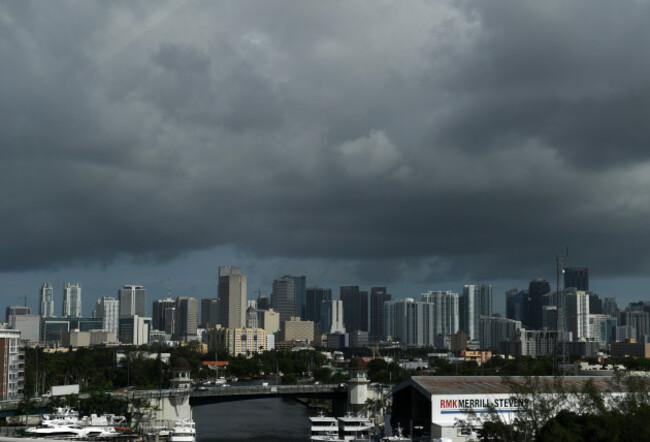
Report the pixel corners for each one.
[193,397,311,441]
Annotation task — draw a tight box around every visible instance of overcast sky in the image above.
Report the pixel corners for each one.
[2,0,650,316]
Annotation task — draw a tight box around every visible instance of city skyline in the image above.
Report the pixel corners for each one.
[3,2,650,317]
[2,260,644,320]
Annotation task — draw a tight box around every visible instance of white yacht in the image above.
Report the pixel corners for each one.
[310,412,344,441]
[26,422,118,438]
[170,418,196,442]
[337,413,373,441]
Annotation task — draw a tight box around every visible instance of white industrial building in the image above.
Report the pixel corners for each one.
[391,376,614,441]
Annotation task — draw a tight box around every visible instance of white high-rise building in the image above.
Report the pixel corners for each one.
[421,290,460,337]
[94,296,120,337]
[218,266,247,329]
[40,282,55,317]
[461,284,492,341]
[62,282,82,318]
[587,314,607,342]
[566,290,590,340]
[384,298,436,348]
[321,300,345,334]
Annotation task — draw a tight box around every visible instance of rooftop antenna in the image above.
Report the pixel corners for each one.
[554,247,569,376]
[19,294,30,307]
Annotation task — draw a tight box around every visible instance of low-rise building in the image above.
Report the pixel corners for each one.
[226,328,267,356]
[611,338,650,358]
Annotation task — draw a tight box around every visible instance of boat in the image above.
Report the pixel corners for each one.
[170,418,196,442]
[310,412,344,441]
[26,422,119,438]
[27,409,125,439]
[337,413,373,442]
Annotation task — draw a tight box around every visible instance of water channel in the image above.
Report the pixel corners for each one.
[194,397,310,441]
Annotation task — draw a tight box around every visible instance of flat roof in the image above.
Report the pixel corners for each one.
[395,376,615,397]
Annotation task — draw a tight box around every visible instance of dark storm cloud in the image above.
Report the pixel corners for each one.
[2,0,650,285]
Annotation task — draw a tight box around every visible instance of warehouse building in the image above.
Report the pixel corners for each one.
[391,376,613,441]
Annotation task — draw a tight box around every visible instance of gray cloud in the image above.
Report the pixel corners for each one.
[2,0,650,289]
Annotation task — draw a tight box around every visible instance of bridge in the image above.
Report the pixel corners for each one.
[0,384,349,417]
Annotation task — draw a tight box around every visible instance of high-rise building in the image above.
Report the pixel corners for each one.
[246,305,258,329]
[340,286,368,333]
[257,296,271,311]
[619,310,650,342]
[40,282,55,317]
[421,290,460,337]
[285,275,306,319]
[563,267,589,291]
[271,276,297,322]
[603,297,619,317]
[306,287,332,323]
[566,290,590,339]
[259,309,281,334]
[118,285,146,317]
[460,285,492,341]
[588,292,603,315]
[94,296,119,337]
[62,282,82,317]
[384,298,436,348]
[174,297,199,342]
[218,266,247,329]
[207,299,219,329]
[370,287,391,341]
[0,330,23,400]
[200,298,218,328]
[527,279,551,329]
[321,300,345,334]
[480,316,521,351]
[119,315,151,345]
[280,317,314,343]
[152,297,176,333]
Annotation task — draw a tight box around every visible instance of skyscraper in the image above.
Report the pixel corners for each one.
[119,285,147,317]
[94,296,119,337]
[287,275,306,319]
[340,286,368,333]
[152,297,176,333]
[321,299,345,335]
[460,284,492,341]
[62,282,82,318]
[218,265,247,329]
[370,287,391,341]
[384,298,436,347]
[271,276,297,321]
[201,298,218,328]
[40,282,55,317]
[421,290,460,337]
[174,297,198,342]
[528,279,551,330]
[564,267,589,291]
[306,287,332,323]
